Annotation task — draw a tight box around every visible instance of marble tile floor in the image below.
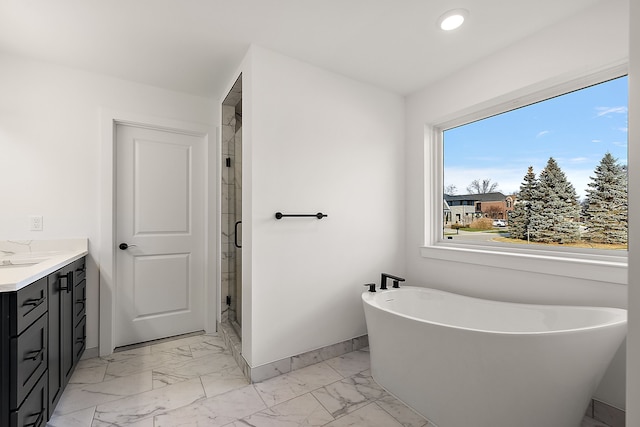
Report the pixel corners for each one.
[46,333,612,427]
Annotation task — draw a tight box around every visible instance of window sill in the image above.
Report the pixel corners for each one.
[420,243,627,285]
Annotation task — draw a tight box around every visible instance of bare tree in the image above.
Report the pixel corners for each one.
[466,179,499,194]
[485,205,504,219]
[444,184,458,195]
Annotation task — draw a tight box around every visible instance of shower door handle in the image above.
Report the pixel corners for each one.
[234,221,242,249]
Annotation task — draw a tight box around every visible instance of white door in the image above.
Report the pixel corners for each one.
[115,124,205,347]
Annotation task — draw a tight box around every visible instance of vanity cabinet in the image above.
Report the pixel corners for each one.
[0,256,86,427]
[48,257,86,417]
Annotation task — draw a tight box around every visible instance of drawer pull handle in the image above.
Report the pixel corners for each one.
[25,348,44,361]
[24,408,44,427]
[59,271,73,292]
[22,296,45,308]
[75,299,86,314]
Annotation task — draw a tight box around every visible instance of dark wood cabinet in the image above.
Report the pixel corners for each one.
[9,277,48,337]
[10,313,48,411]
[60,264,75,388]
[0,256,86,427]
[73,258,87,365]
[48,257,86,417]
[47,263,70,415]
[9,373,47,427]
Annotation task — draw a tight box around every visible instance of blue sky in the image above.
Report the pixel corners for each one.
[444,76,628,200]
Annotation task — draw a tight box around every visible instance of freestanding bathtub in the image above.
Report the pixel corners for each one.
[362,286,627,427]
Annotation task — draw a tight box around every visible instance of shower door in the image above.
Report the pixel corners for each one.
[221,76,242,336]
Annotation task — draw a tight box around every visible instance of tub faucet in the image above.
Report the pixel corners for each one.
[380,273,405,290]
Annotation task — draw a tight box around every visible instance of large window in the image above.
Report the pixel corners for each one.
[424,69,628,284]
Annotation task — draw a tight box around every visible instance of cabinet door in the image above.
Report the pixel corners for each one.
[47,263,74,414]
[1,296,8,427]
[60,266,75,386]
[47,257,87,417]
[47,268,62,415]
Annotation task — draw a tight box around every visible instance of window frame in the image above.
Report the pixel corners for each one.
[421,64,628,285]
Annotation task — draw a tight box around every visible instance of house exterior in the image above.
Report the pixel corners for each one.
[444,192,516,225]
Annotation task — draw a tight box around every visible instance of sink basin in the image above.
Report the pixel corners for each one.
[0,258,49,268]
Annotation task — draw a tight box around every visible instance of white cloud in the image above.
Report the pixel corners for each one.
[536,130,550,138]
[591,139,602,143]
[595,106,628,117]
[567,157,589,164]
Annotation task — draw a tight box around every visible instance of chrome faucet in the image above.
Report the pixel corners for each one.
[380,273,405,290]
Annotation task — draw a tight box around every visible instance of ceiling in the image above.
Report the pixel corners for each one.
[0,0,606,99]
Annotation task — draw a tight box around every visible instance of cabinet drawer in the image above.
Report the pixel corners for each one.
[10,371,47,427]
[74,279,86,322]
[10,314,48,410]
[74,316,86,363]
[10,277,47,336]
[73,258,86,283]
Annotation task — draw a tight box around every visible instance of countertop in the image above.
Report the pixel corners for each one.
[0,239,88,292]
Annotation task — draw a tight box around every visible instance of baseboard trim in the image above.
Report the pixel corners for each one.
[81,346,99,360]
[586,399,625,427]
[217,321,368,383]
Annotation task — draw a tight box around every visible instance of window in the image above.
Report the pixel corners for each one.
[423,67,628,284]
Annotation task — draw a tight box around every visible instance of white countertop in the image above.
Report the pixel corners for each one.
[0,239,88,292]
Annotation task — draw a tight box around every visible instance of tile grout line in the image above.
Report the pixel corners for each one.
[87,335,229,426]
[233,362,376,426]
[62,336,383,427]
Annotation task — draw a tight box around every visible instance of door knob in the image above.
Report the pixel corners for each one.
[119,243,137,250]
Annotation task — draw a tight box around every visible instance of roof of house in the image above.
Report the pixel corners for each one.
[444,192,507,202]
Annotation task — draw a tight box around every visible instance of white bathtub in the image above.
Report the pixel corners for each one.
[362,286,627,427]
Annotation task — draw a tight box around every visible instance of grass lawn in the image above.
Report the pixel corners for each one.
[445,228,505,234]
[493,236,627,250]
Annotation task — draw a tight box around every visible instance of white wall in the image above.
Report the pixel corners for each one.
[405,0,629,408]
[0,52,216,350]
[626,0,639,421]
[238,46,405,367]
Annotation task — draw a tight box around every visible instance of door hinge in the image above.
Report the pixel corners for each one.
[225,157,231,167]
[226,295,231,306]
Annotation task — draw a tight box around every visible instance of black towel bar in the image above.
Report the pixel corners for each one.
[275,212,327,220]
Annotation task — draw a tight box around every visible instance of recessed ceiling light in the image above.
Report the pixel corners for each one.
[437,9,468,31]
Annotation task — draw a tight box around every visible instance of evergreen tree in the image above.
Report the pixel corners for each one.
[527,158,580,243]
[584,153,628,244]
[509,166,537,240]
